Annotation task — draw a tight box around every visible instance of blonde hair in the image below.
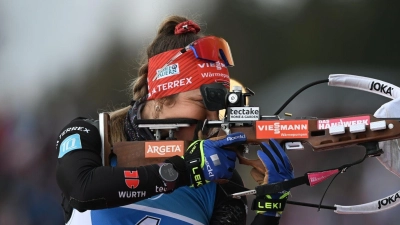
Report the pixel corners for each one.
[108,15,203,144]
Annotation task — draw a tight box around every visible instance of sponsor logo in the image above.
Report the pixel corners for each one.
[198,62,226,70]
[124,170,139,189]
[155,186,168,193]
[118,191,146,198]
[210,154,221,166]
[58,126,90,139]
[258,202,282,210]
[155,63,180,80]
[378,192,400,209]
[317,116,370,130]
[229,107,260,121]
[307,169,339,186]
[256,120,309,139]
[145,141,184,158]
[370,81,394,96]
[192,167,203,186]
[58,134,82,158]
[226,134,246,142]
[201,72,229,79]
[204,158,214,178]
[149,78,192,97]
[187,141,199,155]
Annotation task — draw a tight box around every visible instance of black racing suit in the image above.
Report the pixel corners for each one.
[56,117,248,224]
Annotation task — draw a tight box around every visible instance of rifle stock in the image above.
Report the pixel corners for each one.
[112,141,192,167]
[101,113,400,168]
[100,113,112,166]
[228,114,400,151]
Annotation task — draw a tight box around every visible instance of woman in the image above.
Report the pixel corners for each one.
[56,15,293,225]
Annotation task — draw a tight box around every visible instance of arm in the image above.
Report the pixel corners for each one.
[56,117,247,212]
[249,139,294,225]
[56,118,191,212]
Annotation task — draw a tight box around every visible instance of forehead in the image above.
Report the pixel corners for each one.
[177,89,202,99]
[178,86,229,98]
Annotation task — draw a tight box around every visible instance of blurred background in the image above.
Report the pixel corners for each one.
[1,0,400,224]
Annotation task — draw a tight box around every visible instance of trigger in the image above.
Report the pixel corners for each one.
[284,142,304,150]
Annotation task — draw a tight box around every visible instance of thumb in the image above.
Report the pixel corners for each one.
[250,168,265,185]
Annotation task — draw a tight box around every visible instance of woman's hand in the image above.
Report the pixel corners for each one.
[183,132,247,187]
[252,139,294,217]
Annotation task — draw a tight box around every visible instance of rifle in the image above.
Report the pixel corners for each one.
[100,74,400,214]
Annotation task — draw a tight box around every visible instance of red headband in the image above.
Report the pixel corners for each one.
[147,49,230,100]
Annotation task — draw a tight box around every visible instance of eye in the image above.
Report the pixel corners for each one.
[196,100,206,108]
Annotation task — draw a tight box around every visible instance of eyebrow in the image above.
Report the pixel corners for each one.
[189,97,206,109]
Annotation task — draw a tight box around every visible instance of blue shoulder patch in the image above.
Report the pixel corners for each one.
[58,134,83,158]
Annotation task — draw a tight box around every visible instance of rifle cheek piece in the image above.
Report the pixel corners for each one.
[200,83,228,111]
[200,82,255,112]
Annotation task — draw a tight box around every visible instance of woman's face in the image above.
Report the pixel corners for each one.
[160,89,219,140]
[143,89,220,140]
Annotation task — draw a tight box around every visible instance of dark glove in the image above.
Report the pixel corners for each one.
[183,132,247,187]
[252,139,294,217]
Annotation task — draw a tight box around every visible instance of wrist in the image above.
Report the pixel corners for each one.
[157,163,178,191]
[182,141,207,188]
[164,155,191,187]
[252,191,290,217]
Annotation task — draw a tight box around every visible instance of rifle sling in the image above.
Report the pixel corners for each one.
[255,176,308,197]
[183,141,206,188]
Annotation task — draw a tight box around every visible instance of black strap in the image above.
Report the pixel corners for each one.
[255,176,308,197]
[183,141,206,188]
[251,197,288,211]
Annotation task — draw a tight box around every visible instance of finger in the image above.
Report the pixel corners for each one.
[237,154,266,175]
[203,140,237,162]
[268,139,284,164]
[261,141,291,174]
[259,143,279,173]
[210,132,247,148]
[257,149,278,176]
[269,139,293,171]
